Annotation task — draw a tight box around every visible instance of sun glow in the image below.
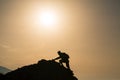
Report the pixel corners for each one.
[26,5,62,34]
[35,10,58,28]
[40,11,57,26]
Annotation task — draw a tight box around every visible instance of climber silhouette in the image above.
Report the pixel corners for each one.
[52,51,70,69]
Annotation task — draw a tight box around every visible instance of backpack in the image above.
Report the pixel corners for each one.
[62,53,69,59]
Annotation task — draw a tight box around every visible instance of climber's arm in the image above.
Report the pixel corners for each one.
[52,57,60,60]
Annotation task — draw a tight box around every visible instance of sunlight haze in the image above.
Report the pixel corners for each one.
[0,0,120,80]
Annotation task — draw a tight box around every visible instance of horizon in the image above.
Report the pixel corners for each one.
[0,0,120,80]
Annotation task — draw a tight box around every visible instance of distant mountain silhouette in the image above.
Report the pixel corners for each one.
[0,59,78,80]
[0,66,11,74]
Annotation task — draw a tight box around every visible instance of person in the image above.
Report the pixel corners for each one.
[52,51,70,69]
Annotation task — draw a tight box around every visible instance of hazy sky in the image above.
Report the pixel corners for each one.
[0,0,120,80]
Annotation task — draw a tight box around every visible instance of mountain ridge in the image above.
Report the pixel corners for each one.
[0,59,78,80]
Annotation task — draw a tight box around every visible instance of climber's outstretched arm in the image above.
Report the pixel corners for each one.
[52,57,60,60]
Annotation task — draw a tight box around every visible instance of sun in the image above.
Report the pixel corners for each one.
[35,10,57,27]
[27,6,61,33]
[40,11,57,26]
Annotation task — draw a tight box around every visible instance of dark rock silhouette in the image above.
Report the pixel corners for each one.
[1,59,78,80]
[0,73,3,76]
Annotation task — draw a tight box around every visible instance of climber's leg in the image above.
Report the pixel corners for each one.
[66,61,70,69]
[59,59,63,66]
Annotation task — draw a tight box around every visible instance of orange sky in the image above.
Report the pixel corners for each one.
[0,1,120,80]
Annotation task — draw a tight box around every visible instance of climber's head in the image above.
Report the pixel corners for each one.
[57,51,62,55]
